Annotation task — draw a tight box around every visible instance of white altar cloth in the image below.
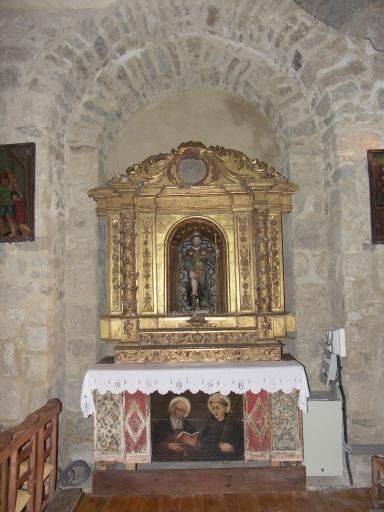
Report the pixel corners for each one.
[81,360,310,417]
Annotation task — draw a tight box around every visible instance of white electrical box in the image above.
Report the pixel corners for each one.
[325,328,346,357]
[303,392,344,476]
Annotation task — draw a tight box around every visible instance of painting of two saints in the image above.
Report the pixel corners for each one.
[151,391,244,462]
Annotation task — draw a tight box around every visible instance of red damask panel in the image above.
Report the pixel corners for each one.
[124,391,151,463]
[244,390,271,460]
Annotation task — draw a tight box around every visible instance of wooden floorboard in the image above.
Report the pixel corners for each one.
[76,488,372,512]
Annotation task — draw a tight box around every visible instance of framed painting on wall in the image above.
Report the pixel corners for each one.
[0,142,35,242]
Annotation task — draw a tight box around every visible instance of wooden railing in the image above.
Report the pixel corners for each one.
[0,399,61,512]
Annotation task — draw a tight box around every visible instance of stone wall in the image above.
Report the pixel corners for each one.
[0,0,383,484]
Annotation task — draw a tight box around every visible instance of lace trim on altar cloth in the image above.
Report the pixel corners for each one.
[80,360,310,417]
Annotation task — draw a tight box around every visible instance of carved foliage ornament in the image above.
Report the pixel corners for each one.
[238,216,251,311]
[115,346,281,364]
[111,218,121,312]
[120,208,138,315]
[107,142,292,189]
[254,209,272,313]
[269,215,281,309]
[142,218,153,312]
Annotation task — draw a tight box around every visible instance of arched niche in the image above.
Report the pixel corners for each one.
[167,218,228,315]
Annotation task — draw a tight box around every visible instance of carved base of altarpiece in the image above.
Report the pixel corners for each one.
[101,313,296,344]
[114,342,282,364]
[102,313,296,363]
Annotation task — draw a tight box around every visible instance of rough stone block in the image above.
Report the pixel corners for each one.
[26,326,48,352]
[4,46,33,63]
[24,354,47,379]
[0,381,20,422]
[65,379,84,413]
[1,342,17,377]
[376,88,384,110]
[292,49,303,71]
[315,93,331,118]
[94,35,108,61]
[3,307,25,331]
[0,66,20,90]
[319,60,366,89]
[293,220,325,251]
[330,81,359,102]
[101,16,121,43]
[206,5,219,27]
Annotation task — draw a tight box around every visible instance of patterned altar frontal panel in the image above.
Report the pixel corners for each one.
[94,391,125,463]
[244,390,271,460]
[150,391,244,462]
[270,390,303,462]
[124,391,151,463]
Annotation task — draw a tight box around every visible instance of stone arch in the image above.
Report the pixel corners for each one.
[62,25,331,386]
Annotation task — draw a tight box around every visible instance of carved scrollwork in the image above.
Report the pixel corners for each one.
[270,215,281,310]
[123,319,133,336]
[115,346,281,363]
[259,316,273,338]
[111,218,121,312]
[238,216,251,311]
[120,208,138,315]
[123,318,138,342]
[176,315,214,329]
[105,142,290,189]
[139,331,261,345]
[142,218,153,312]
[254,209,272,312]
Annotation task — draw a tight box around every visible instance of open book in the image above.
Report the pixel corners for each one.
[176,431,199,446]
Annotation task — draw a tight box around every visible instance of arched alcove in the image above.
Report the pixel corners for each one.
[167,217,228,315]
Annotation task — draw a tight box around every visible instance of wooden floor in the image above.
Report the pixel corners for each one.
[76,488,372,512]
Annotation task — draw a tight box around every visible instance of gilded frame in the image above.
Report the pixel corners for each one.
[368,149,384,244]
[0,142,35,242]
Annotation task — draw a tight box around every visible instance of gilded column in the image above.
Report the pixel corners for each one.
[254,208,272,312]
[269,214,284,311]
[120,207,138,315]
[237,215,252,311]
[142,217,154,312]
[109,216,121,314]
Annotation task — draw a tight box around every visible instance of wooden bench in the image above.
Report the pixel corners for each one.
[0,399,61,512]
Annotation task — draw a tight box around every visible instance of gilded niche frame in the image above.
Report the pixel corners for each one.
[89,142,298,363]
[166,216,228,315]
[368,149,384,244]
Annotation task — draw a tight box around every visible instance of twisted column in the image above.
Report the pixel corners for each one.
[120,207,138,315]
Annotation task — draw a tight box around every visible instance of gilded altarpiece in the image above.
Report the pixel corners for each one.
[89,142,298,364]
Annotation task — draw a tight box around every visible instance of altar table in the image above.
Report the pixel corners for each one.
[81,360,310,465]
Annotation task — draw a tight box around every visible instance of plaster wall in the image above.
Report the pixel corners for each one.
[105,89,282,176]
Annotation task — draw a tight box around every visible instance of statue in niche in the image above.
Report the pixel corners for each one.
[180,231,217,313]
